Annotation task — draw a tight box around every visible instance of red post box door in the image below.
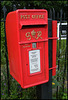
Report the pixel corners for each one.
[19,25,49,88]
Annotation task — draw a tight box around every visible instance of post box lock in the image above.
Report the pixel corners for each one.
[32,43,36,48]
[6,9,49,88]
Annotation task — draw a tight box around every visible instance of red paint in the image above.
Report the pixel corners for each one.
[52,20,57,76]
[5,9,49,88]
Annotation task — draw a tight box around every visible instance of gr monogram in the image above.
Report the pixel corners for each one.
[25,30,42,40]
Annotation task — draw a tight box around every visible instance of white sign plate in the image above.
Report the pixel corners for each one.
[29,50,40,74]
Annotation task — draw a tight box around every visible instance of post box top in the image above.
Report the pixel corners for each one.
[18,9,48,27]
[6,9,48,29]
[16,9,47,12]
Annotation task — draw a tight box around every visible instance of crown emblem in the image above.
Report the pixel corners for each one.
[31,30,36,37]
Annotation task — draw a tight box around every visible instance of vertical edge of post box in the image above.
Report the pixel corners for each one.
[5,10,23,87]
[52,20,57,76]
[16,10,24,88]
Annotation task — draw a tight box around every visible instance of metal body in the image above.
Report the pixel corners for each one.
[52,20,57,76]
[6,9,49,88]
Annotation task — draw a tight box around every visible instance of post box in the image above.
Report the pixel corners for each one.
[6,9,49,88]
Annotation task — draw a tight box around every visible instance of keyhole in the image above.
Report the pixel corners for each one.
[32,43,36,48]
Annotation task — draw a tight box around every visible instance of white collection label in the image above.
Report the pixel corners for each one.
[29,50,40,74]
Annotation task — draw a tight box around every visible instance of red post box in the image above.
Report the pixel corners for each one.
[6,9,49,88]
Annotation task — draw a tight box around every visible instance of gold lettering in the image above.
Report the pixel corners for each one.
[36,15,38,18]
[28,15,30,18]
[39,15,41,18]
[21,15,25,19]
[23,45,30,48]
[25,15,27,19]
[25,44,28,45]
[41,15,44,18]
[31,30,36,38]
[35,31,42,39]
[21,15,22,19]
[21,15,44,19]
[32,15,35,19]
[21,15,27,19]
[38,15,44,19]
[25,32,31,40]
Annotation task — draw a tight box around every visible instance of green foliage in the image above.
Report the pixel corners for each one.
[1,64,8,99]
[62,93,67,99]
[52,76,61,88]
[52,38,67,99]
[1,1,12,7]
[1,1,67,15]
[58,88,67,99]
[1,66,37,99]
[53,90,67,99]
[1,21,6,64]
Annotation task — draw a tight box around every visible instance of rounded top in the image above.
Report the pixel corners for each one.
[16,9,47,13]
